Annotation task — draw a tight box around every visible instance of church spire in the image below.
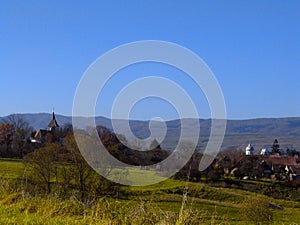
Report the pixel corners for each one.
[51,110,56,120]
[48,110,59,130]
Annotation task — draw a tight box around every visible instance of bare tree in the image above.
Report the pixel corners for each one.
[1,114,33,157]
[64,132,95,202]
[24,143,61,193]
[0,123,14,156]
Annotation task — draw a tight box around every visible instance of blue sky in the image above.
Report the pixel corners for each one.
[0,1,299,120]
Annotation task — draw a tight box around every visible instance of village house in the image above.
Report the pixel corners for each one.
[221,143,300,185]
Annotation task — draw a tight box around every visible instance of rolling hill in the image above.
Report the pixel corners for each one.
[1,113,300,151]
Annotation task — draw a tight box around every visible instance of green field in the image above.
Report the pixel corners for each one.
[0,158,26,179]
[0,159,300,224]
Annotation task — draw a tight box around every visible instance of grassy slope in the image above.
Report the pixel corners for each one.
[127,179,300,224]
[0,159,300,224]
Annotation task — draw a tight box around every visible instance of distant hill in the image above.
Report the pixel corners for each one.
[1,113,300,151]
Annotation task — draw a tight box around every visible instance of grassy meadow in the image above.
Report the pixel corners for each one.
[0,159,299,224]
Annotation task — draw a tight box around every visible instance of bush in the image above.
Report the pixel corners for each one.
[241,196,273,224]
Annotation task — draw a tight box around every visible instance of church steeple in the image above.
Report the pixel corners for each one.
[47,111,59,130]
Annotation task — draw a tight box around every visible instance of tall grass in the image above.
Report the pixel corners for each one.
[0,169,230,225]
[0,163,300,224]
[0,193,232,225]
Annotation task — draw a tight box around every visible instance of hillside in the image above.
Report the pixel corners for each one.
[0,158,300,224]
[1,113,300,151]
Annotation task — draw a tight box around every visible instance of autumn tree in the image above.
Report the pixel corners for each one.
[1,114,33,157]
[0,123,14,157]
[2,114,29,130]
[97,125,121,147]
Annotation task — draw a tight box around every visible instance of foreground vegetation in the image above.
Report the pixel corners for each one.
[1,159,300,224]
[1,118,300,224]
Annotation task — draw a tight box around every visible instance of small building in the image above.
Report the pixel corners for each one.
[289,165,300,185]
[261,148,271,156]
[245,144,254,155]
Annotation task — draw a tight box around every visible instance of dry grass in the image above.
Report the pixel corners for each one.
[0,159,300,224]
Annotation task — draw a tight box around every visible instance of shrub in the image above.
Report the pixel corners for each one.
[241,196,273,224]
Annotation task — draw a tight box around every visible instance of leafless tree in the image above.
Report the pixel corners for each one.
[24,143,61,193]
[1,114,33,157]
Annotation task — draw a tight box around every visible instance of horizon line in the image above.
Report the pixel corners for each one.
[1,112,300,122]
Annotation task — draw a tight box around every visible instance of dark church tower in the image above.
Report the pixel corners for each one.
[31,111,61,144]
[47,111,60,131]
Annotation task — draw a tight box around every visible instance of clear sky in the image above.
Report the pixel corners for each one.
[1,1,299,120]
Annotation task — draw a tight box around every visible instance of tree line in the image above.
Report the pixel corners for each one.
[1,115,299,202]
[0,116,171,202]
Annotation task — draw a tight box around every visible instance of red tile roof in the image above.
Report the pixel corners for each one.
[264,156,297,166]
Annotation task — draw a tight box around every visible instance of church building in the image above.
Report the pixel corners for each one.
[31,111,60,144]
